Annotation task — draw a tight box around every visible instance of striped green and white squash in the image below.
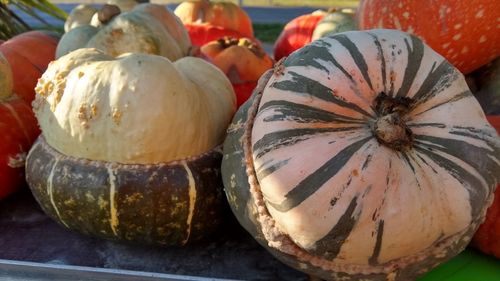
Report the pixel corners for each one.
[222,29,500,280]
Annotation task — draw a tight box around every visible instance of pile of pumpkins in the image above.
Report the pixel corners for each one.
[0,0,499,280]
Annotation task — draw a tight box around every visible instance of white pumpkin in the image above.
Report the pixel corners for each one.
[34,48,235,164]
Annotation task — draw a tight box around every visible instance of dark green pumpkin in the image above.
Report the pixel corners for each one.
[27,136,224,245]
[466,59,500,115]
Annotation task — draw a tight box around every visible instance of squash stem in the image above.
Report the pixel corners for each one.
[372,92,413,151]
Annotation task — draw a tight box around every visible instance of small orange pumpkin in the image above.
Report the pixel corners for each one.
[174,0,253,46]
[0,54,40,199]
[0,31,59,104]
[200,37,273,107]
[357,0,499,74]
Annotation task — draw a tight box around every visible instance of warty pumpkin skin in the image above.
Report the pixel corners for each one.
[0,54,40,199]
[200,37,273,107]
[56,3,191,61]
[0,30,59,104]
[27,48,236,245]
[357,0,500,74]
[174,0,253,40]
[222,29,500,280]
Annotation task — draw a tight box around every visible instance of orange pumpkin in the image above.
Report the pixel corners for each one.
[273,10,326,61]
[357,0,499,74]
[0,54,40,199]
[174,0,253,46]
[0,30,59,104]
[200,37,273,107]
[184,23,246,47]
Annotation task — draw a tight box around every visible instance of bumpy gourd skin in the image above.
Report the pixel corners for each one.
[56,3,191,61]
[34,48,235,164]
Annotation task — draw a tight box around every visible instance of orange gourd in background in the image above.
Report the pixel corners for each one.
[357,0,499,74]
[201,37,273,107]
[0,31,59,104]
[174,0,254,46]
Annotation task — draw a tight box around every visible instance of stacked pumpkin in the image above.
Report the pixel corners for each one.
[26,2,237,245]
[0,31,59,199]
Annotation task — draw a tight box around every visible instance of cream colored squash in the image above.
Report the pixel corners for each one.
[34,48,235,164]
[64,4,98,32]
[56,3,191,62]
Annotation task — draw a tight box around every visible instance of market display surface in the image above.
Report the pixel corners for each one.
[0,0,499,280]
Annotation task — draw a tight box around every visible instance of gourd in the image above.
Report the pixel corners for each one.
[26,48,236,245]
[274,8,357,61]
[357,0,499,74]
[0,31,59,103]
[222,29,500,280]
[56,3,191,61]
[174,0,253,46]
[64,0,148,32]
[200,37,273,107]
[0,54,40,199]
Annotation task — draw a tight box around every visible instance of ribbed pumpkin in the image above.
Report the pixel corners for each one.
[274,8,357,61]
[222,29,500,280]
[26,48,236,245]
[200,37,273,107]
[0,54,40,199]
[0,31,59,103]
[56,3,191,61]
[357,0,500,74]
[174,0,253,46]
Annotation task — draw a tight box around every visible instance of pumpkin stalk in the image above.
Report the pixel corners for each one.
[372,92,413,150]
[98,4,121,24]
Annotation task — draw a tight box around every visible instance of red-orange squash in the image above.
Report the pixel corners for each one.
[274,8,357,61]
[184,23,246,47]
[274,10,326,61]
[0,55,40,199]
[174,0,253,47]
[0,31,59,104]
[200,37,273,107]
[357,0,500,74]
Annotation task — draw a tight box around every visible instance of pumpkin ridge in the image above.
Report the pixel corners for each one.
[271,71,374,118]
[252,126,365,160]
[242,68,484,278]
[411,60,456,106]
[366,31,387,94]
[412,90,472,117]
[330,34,373,90]
[259,100,365,124]
[265,136,372,213]
[395,36,424,98]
